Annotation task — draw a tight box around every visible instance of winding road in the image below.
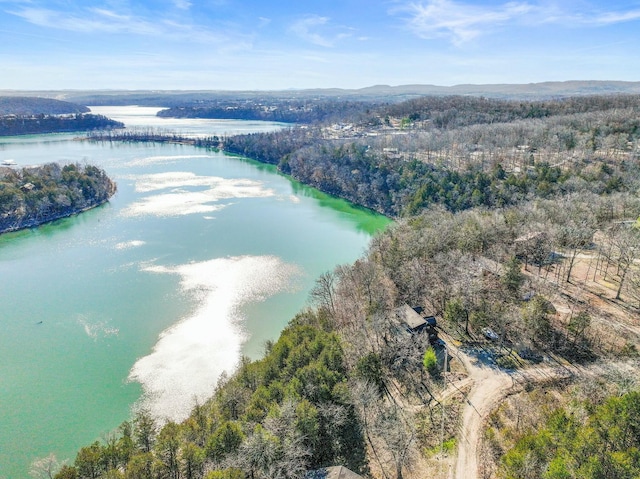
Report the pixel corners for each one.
[442,341,631,479]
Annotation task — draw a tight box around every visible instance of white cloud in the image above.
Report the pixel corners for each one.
[291,15,333,47]
[396,1,640,45]
[290,14,352,47]
[5,3,251,47]
[398,0,533,45]
[258,16,271,27]
[585,9,640,26]
[9,6,162,34]
[174,0,192,10]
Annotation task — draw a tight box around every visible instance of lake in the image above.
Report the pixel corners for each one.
[0,107,390,478]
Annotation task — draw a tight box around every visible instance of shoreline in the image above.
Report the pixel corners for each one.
[0,198,112,235]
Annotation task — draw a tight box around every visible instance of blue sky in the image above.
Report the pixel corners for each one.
[1,0,640,90]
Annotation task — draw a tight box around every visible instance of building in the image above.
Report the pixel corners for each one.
[397,304,440,343]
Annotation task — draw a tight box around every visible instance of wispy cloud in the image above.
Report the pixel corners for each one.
[290,15,352,47]
[397,0,533,45]
[173,0,192,10]
[5,3,252,48]
[8,6,161,34]
[583,9,640,26]
[396,1,640,45]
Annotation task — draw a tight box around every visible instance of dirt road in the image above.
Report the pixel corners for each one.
[448,344,636,479]
[451,348,513,479]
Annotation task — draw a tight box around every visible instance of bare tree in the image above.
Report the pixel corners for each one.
[309,270,338,318]
[605,224,640,300]
[29,454,63,479]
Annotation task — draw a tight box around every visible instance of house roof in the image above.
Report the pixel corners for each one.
[398,304,427,330]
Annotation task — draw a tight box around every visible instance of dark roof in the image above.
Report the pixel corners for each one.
[398,304,427,330]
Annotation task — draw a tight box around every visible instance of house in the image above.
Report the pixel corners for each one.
[396,305,440,343]
[398,304,428,334]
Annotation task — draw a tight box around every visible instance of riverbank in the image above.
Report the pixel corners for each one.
[0,117,388,479]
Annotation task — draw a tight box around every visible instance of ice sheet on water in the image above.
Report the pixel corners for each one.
[121,172,275,217]
[114,240,146,250]
[129,255,301,422]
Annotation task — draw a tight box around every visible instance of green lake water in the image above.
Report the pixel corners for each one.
[0,108,390,478]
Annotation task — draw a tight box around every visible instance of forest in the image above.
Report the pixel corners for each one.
[157,99,382,124]
[53,93,640,479]
[218,94,640,217]
[0,163,116,233]
[0,114,124,136]
[0,96,124,136]
[0,96,90,116]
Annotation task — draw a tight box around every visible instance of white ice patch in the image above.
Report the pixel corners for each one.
[128,155,211,167]
[129,255,301,422]
[115,240,146,250]
[123,191,228,217]
[122,172,275,218]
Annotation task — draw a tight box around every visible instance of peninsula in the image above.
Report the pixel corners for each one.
[0,96,123,136]
[0,162,116,234]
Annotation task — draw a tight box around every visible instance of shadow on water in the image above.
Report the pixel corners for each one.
[289,181,392,235]
[215,152,392,235]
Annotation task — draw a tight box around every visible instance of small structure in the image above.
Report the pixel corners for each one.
[20,182,35,192]
[306,466,364,479]
[398,304,428,334]
[482,327,499,341]
[397,304,440,344]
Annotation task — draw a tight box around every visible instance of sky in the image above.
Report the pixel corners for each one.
[1,0,640,90]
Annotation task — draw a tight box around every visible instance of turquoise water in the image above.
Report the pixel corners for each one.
[0,109,390,478]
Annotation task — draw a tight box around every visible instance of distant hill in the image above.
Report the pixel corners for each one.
[0,96,123,136]
[2,81,640,105]
[354,80,640,99]
[0,96,89,115]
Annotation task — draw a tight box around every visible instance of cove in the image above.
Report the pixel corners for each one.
[0,108,390,478]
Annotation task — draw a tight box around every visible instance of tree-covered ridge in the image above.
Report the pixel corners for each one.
[53,320,368,479]
[0,163,116,233]
[0,96,90,116]
[374,94,640,129]
[0,114,124,136]
[0,96,124,136]
[92,94,640,218]
[218,95,640,217]
[157,99,381,124]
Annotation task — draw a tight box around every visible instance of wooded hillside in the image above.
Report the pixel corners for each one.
[0,96,89,116]
[219,94,640,217]
[0,163,116,233]
[0,96,124,136]
[57,93,640,479]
